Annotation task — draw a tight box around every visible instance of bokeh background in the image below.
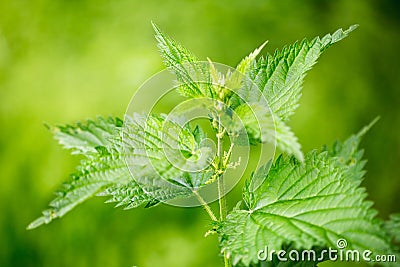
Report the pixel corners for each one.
[1,0,399,266]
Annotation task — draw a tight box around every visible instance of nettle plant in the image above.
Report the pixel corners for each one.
[29,24,400,267]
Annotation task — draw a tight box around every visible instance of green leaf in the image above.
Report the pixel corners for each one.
[226,26,357,162]
[226,42,268,91]
[231,103,303,161]
[325,117,379,163]
[324,118,379,184]
[97,114,215,209]
[241,25,358,121]
[152,22,213,99]
[50,116,123,156]
[28,117,128,229]
[236,42,268,75]
[27,153,132,229]
[152,22,198,68]
[123,114,214,188]
[29,114,215,229]
[97,181,156,210]
[385,214,400,244]
[220,124,393,266]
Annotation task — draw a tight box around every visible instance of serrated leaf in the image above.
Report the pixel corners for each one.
[236,42,268,75]
[97,114,215,209]
[50,116,123,156]
[152,22,214,99]
[27,154,131,229]
[123,114,214,189]
[28,117,129,229]
[97,181,154,210]
[326,117,379,163]
[220,125,394,266]
[385,214,400,244]
[227,42,268,91]
[29,114,216,229]
[153,24,240,103]
[231,103,303,161]
[152,22,198,68]
[240,25,358,122]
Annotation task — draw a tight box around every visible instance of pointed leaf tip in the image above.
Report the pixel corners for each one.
[348,24,359,32]
[151,21,160,32]
[27,217,46,230]
[357,116,380,138]
[43,122,51,130]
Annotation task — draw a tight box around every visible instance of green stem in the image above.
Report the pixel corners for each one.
[223,252,232,267]
[217,117,227,220]
[216,114,231,267]
[217,175,227,220]
[193,190,218,221]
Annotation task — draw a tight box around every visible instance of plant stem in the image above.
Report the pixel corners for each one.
[217,175,227,219]
[193,190,218,221]
[217,116,227,220]
[223,253,232,267]
[216,114,231,267]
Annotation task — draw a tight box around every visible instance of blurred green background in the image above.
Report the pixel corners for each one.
[0,0,399,266]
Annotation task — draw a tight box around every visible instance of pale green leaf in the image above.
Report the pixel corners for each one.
[236,42,268,75]
[231,103,303,161]
[227,42,268,91]
[123,114,214,187]
[27,153,132,229]
[152,22,213,98]
[49,116,123,155]
[29,114,216,229]
[98,114,215,209]
[97,181,156,210]
[28,117,130,229]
